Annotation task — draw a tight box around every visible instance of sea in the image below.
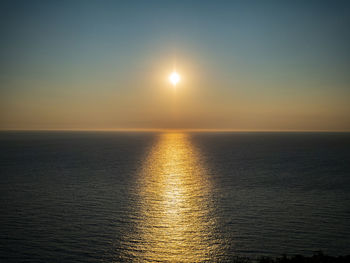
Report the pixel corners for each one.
[1,131,349,262]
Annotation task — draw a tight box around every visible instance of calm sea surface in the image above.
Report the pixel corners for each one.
[1,132,350,262]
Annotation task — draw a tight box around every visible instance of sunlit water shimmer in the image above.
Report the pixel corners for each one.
[1,132,350,262]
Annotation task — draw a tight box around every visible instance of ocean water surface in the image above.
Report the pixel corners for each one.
[1,132,350,262]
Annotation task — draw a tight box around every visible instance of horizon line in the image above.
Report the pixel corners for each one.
[1,128,350,133]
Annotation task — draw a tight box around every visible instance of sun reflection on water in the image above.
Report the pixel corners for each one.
[119,133,225,262]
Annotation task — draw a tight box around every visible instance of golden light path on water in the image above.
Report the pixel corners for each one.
[120,133,225,262]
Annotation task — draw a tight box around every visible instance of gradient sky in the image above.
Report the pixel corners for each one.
[1,0,349,131]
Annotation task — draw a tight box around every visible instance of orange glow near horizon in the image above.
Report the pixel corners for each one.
[1,54,349,132]
[119,133,225,261]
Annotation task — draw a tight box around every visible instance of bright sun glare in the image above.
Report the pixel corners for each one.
[169,72,180,86]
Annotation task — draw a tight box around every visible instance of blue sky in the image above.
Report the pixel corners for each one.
[1,0,349,130]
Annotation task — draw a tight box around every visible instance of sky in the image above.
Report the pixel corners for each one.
[1,0,349,131]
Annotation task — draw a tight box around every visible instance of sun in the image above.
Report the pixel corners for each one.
[169,72,180,86]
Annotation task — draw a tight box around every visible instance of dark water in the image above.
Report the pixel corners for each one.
[1,132,349,262]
